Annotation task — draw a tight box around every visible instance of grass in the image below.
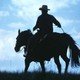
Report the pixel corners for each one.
[0,71,80,80]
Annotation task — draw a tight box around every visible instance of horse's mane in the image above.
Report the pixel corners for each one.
[20,29,33,37]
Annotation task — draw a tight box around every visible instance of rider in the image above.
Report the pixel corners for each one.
[24,5,61,57]
[33,5,61,42]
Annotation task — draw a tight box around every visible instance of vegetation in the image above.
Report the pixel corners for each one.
[0,71,80,80]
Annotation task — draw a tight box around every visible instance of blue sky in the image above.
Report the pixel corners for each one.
[0,0,80,73]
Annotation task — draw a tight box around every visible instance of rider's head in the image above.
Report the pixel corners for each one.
[39,5,50,15]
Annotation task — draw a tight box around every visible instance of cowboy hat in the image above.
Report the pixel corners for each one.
[39,5,50,11]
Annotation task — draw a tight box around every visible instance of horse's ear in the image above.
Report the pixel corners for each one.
[27,29,31,33]
[27,29,31,34]
[18,29,20,34]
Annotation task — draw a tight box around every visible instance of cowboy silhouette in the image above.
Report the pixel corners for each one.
[33,5,61,42]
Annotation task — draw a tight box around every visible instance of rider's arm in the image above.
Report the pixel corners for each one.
[33,17,40,31]
[51,15,61,28]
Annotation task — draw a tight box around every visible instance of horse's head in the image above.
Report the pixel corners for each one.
[14,29,33,52]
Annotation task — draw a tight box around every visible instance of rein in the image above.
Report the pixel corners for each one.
[61,27,65,33]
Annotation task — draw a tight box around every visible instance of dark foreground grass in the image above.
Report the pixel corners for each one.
[0,71,80,80]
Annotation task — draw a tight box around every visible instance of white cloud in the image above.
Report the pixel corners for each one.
[56,17,73,27]
[9,0,80,24]
[75,32,80,39]
[57,17,80,27]
[71,0,80,5]
[8,22,26,29]
[9,0,68,19]
[0,29,17,60]
[7,22,33,31]
[11,0,79,8]
[0,40,4,52]
[0,11,9,17]
[0,28,25,72]
[73,32,80,40]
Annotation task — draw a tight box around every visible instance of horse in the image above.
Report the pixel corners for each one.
[14,29,80,74]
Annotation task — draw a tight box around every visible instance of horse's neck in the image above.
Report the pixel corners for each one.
[25,33,33,45]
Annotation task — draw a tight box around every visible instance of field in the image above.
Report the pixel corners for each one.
[0,72,80,80]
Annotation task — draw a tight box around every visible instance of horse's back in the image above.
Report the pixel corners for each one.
[27,32,72,61]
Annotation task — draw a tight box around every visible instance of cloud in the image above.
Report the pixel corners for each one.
[9,0,80,28]
[8,22,26,29]
[71,0,80,5]
[0,29,17,59]
[73,32,80,40]
[10,0,80,20]
[11,0,79,8]
[55,16,80,28]
[0,11,9,17]
[75,32,80,39]
[0,28,25,72]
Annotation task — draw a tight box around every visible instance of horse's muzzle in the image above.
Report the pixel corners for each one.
[14,47,19,52]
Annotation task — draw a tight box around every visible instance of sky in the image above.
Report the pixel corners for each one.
[0,0,80,73]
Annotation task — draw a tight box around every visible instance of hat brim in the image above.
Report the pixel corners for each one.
[39,8,50,11]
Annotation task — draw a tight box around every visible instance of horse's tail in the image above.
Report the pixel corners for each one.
[66,34,80,67]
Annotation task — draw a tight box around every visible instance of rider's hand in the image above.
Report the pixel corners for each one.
[58,24,61,28]
[33,26,36,31]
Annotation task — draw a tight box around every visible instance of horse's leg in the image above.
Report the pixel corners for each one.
[40,61,45,72]
[54,56,61,74]
[24,58,31,72]
[61,53,70,73]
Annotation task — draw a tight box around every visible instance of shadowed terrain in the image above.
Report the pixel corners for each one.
[0,72,80,80]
